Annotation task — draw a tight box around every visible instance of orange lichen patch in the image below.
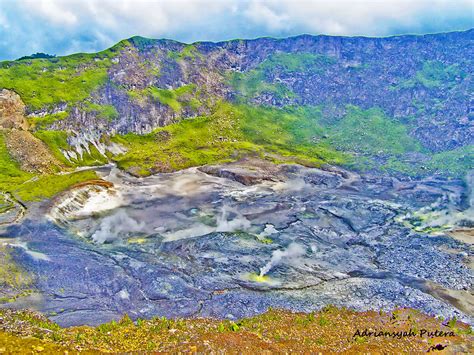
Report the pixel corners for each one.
[0,307,472,353]
[71,179,114,189]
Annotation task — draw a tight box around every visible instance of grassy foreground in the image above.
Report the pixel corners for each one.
[0,307,472,353]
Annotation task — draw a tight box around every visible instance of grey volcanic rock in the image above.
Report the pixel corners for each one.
[26,30,473,153]
[1,163,472,326]
[198,158,286,185]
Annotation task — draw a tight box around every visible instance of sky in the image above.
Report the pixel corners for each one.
[0,0,473,61]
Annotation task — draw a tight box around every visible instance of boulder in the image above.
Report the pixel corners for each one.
[0,89,29,130]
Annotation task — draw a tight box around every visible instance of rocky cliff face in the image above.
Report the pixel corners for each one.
[39,31,474,151]
[0,30,472,180]
[0,89,61,174]
[0,89,29,130]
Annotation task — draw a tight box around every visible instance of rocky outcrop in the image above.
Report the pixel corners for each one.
[0,89,62,173]
[4,130,62,174]
[0,89,29,130]
[6,30,470,154]
[199,158,286,185]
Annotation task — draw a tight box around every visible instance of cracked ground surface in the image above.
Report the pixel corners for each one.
[0,162,472,327]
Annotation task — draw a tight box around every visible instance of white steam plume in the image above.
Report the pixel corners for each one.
[259,242,306,277]
[162,204,251,241]
[91,209,145,244]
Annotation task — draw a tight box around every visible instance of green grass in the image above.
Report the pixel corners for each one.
[111,102,471,178]
[0,43,127,110]
[34,130,108,167]
[229,70,294,100]
[14,170,98,202]
[229,52,335,100]
[316,105,461,176]
[1,91,470,204]
[0,245,32,303]
[394,61,465,90]
[428,145,474,176]
[0,130,98,202]
[383,145,474,177]
[32,130,72,165]
[258,52,336,73]
[23,104,118,132]
[112,102,348,176]
[324,105,422,155]
[84,103,119,121]
[27,111,69,129]
[0,131,33,193]
[127,36,157,51]
[167,44,203,61]
[128,84,199,112]
[111,98,473,179]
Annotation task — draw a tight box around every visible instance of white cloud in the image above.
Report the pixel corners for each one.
[243,0,473,36]
[21,0,79,26]
[0,0,472,60]
[0,11,9,29]
[245,1,290,31]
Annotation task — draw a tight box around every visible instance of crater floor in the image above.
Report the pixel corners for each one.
[1,161,472,326]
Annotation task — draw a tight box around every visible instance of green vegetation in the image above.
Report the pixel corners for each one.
[259,52,336,73]
[324,106,422,155]
[14,170,98,202]
[395,61,464,90]
[428,145,474,176]
[27,111,69,129]
[128,36,157,51]
[0,130,33,194]
[229,53,335,100]
[111,101,471,178]
[128,84,199,112]
[84,103,119,121]
[319,106,472,178]
[33,130,108,167]
[1,39,471,205]
[1,307,470,353]
[1,97,469,204]
[384,144,474,177]
[0,245,32,294]
[112,102,348,176]
[229,70,294,100]
[32,130,71,165]
[0,43,127,110]
[167,44,203,61]
[17,53,56,61]
[0,129,99,202]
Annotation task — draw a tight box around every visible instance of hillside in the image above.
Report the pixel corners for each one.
[1,29,473,348]
[0,30,473,202]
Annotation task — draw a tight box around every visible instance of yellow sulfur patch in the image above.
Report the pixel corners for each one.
[247,273,271,283]
[127,237,148,245]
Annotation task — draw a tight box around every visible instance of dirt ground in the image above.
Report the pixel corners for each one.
[0,306,472,354]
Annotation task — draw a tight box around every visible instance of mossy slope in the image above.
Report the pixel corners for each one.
[112,103,348,176]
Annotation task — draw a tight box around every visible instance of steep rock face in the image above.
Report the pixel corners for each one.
[0,89,28,130]
[0,89,61,174]
[1,30,473,159]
